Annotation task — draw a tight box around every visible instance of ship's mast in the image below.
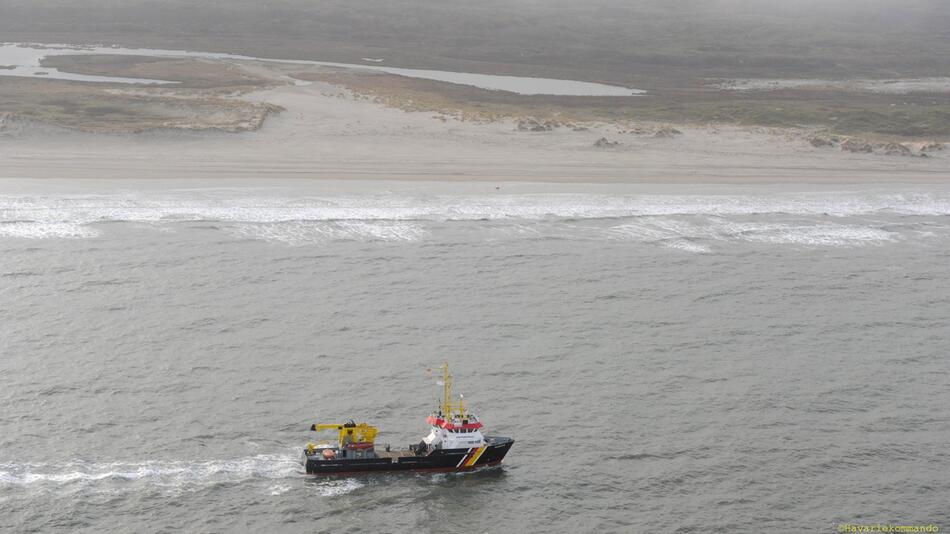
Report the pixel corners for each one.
[438,362,467,419]
[442,361,452,416]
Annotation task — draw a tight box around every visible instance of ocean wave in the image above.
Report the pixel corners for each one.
[661,239,712,253]
[0,220,99,239]
[608,217,897,251]
[0,191,946,246]
[313,478,364,497]
[228,220,426,245]
[738,224,895,246]
[2,191,949,223]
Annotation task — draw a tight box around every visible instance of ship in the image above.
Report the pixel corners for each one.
[302,363,514,475]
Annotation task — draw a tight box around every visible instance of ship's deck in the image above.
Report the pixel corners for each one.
[374,449,414,459]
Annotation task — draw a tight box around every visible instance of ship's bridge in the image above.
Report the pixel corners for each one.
[426,413,483,431]
[422,364,489,449]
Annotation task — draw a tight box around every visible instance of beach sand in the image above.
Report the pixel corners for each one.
[1,78,947,186]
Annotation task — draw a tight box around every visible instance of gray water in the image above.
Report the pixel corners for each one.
[0,44,177,85]
[0,43,644,96]
[2,182,949,533]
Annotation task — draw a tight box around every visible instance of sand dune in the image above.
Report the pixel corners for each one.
[1,78,947,185]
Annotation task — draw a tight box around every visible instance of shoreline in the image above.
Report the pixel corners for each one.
[1,75,947,187]
[3,177,950,196]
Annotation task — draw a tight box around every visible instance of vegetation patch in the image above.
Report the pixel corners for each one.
[299,70,950,141]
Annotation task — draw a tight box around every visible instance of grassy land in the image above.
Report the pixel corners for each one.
[5,51,947,139]
[303,70,950,140]
[39,55,272,91]
[0,56,282,133]
[3,1,946,138]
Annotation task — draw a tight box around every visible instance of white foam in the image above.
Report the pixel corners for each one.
[0,454,300,489]
[0,190,945,246]
[3,191,950,223]
[228,220,426,245]
[610,216,898,252]
[268,484,291,495]
[314,478,364,497]
[663,239,712,253]
[715,77,950,94]
[738,224,895,246]
[0,220,99,239]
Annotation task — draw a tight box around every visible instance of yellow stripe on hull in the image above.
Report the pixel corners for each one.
[464,446,487,467]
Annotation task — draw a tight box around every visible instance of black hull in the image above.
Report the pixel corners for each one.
[305,437,513,475]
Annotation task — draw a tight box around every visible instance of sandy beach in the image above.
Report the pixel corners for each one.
[1,74,947,186]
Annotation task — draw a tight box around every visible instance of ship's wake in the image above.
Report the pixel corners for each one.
[0,454,361,496]
[0,454,299,486]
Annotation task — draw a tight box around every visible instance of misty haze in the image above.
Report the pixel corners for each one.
[1,1,947,533]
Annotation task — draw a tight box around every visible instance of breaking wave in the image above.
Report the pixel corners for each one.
[0,220,99,239]
[228,220,426,245]
[609,217,898,251]
[0,190,947,249]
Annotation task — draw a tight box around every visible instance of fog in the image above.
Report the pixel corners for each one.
[2,0,949,82]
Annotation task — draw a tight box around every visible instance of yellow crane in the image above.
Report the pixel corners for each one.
[308,421,378,449]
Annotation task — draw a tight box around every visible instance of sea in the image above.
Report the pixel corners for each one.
[1,180,948,533]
